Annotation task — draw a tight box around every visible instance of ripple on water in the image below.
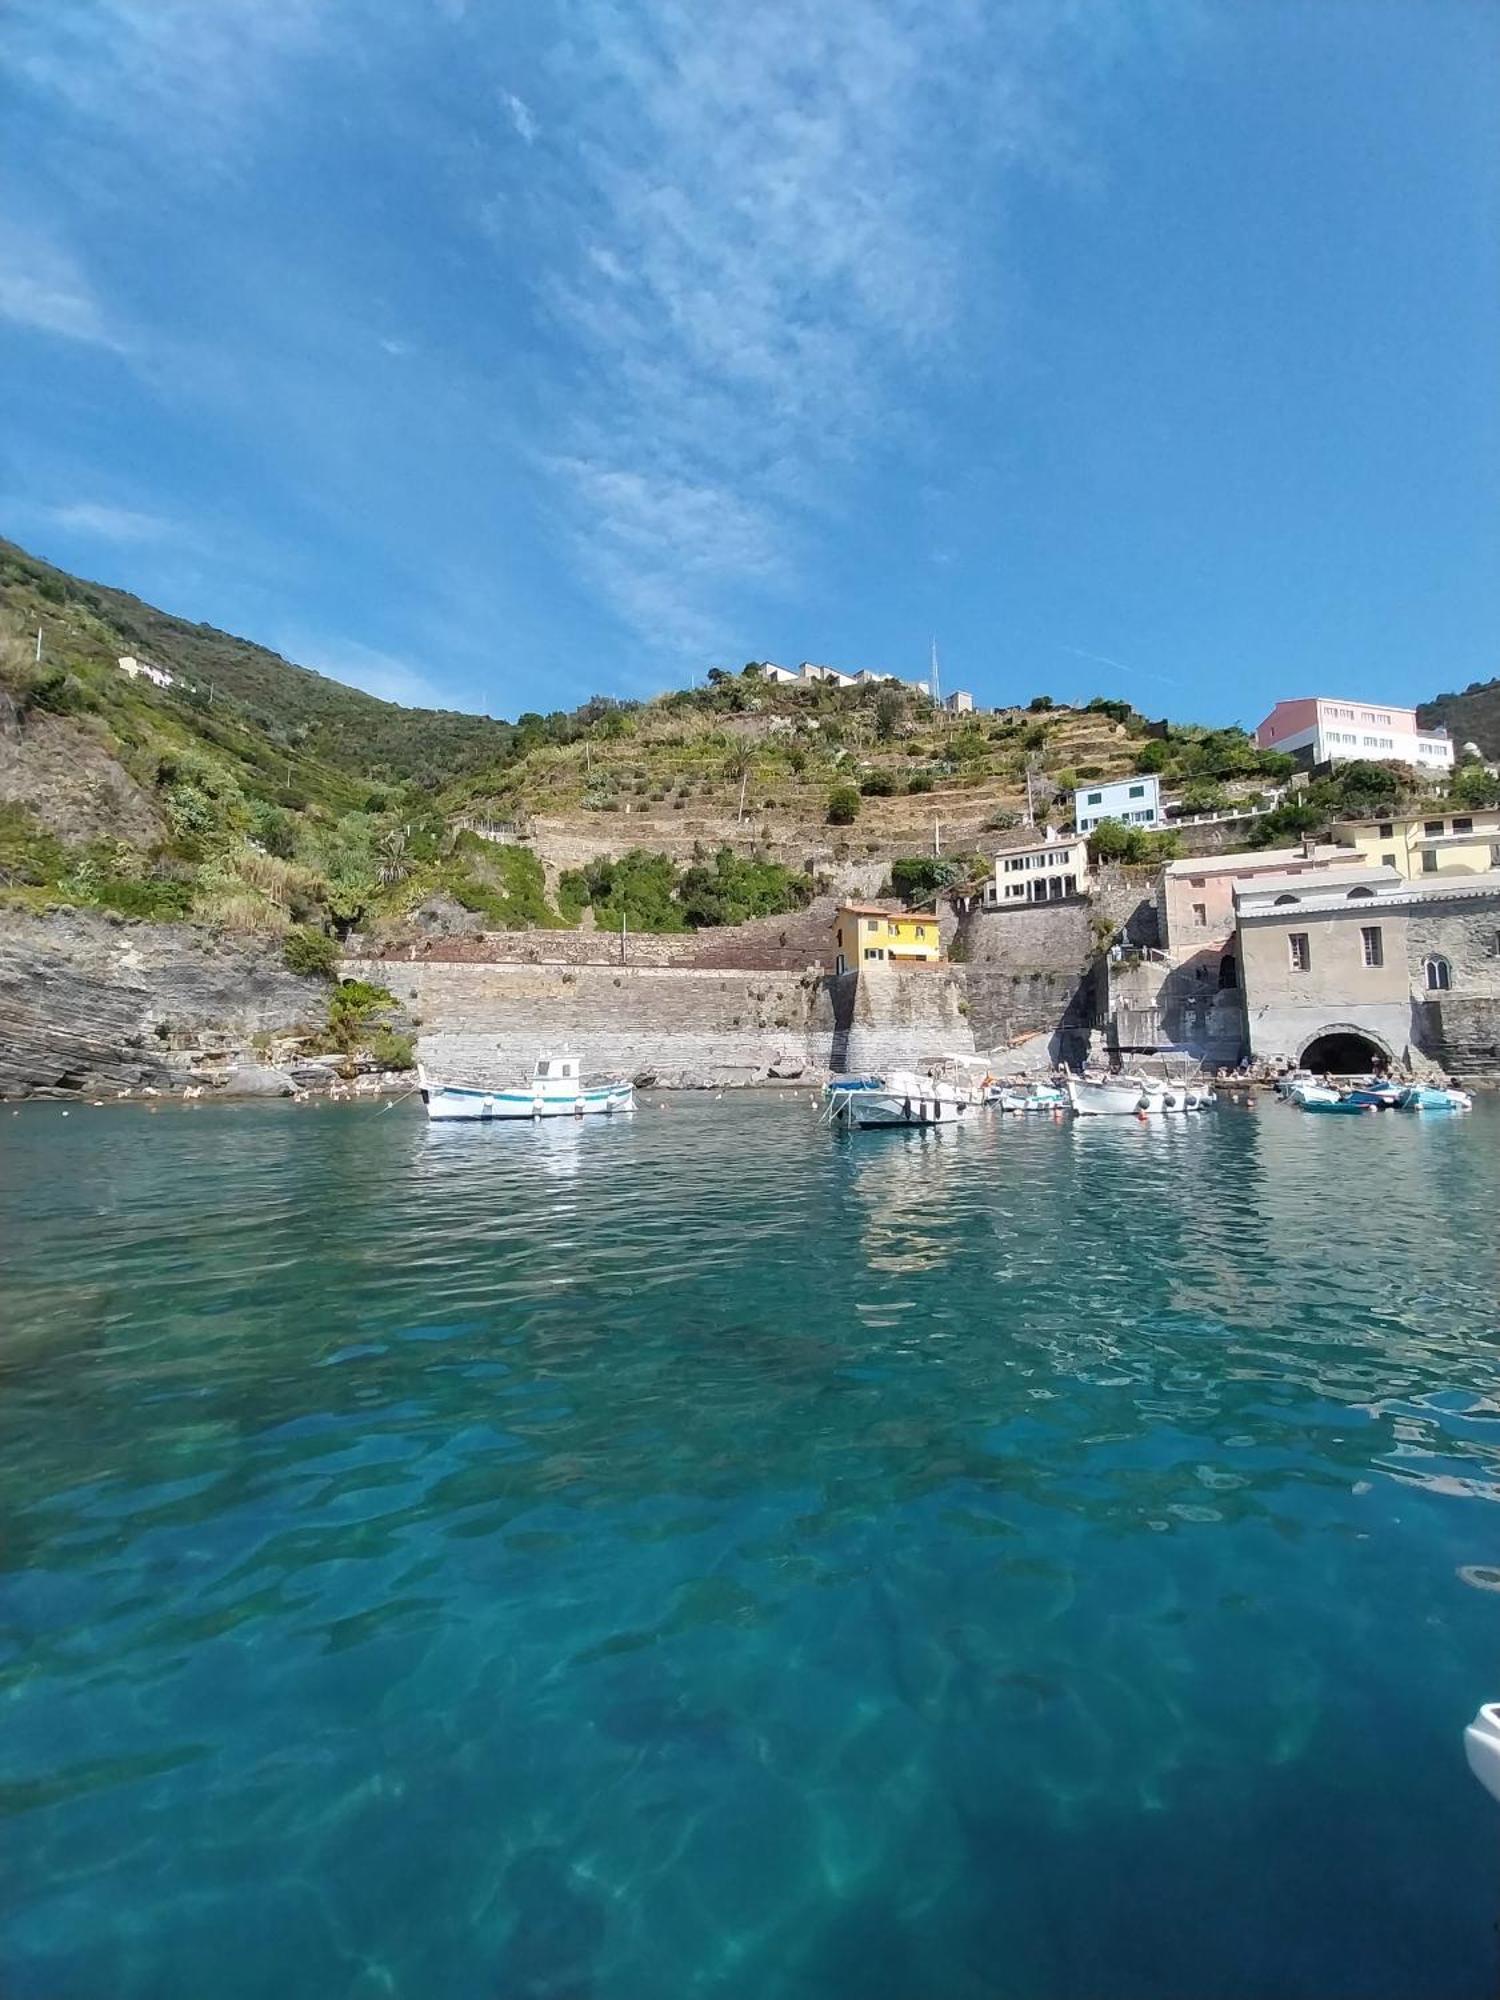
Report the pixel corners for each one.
[0,1095,1499,1999]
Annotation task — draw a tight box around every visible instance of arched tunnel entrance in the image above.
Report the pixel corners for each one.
[1300,1030,1391,1074]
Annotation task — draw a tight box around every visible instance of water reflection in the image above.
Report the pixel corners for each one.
[1,1096,1499,2000]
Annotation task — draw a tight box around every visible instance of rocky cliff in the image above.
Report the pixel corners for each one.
[0,909,331,1098]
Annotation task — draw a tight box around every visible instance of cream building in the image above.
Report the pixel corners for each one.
[982,832,1091,908]
[1333,807,1500,882]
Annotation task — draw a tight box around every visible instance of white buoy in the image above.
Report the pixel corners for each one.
[1466,1703,1500,1805]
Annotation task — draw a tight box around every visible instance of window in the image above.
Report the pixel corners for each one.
[1346,885,1376,898]
[887,922,900,936]
[863,946,886,962]
[1490,930,1500,960]
[1452,817,1473,834]
[865,917,879,931]
[1128,784,1145,799]
[1421,850,1439,874]
[1289,933,1310,972]
[1423,955,1451,992]
[1361,926,1383,968]
[1492,844,1500,868]
[1381,852,1395,869]
[1423,820,1444,836]
[1192,902,1207,926]
[1377,822,1393,839]
[835,953,847,974]
[1086,791,1102,806]
[1273,893,1300,905]
[915,926,927,939]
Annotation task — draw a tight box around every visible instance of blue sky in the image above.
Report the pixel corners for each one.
[1,0,1496,727]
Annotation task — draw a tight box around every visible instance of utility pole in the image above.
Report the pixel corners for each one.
[933,818,942,856]
[620,908,627,966]
[1025,764,1034,828]
[737,767,749,822]
[34,627,43,665]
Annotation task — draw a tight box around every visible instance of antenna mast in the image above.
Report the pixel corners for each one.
[930,636,942,709]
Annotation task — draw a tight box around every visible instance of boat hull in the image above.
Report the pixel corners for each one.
[422,1083,635,1122]
[1066,1078,1147,1116]
[827,1072,973,1130]
[1396,1087,1472,1112]
[1298,1099,1375,1116]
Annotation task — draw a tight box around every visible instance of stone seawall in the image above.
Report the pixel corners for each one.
[952,902,1100,1069]
[347,957,842,1089]
[831,965,976,1075]
[0,909,328,1099]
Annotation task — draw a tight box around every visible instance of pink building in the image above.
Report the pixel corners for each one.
[1254,697,1453,772]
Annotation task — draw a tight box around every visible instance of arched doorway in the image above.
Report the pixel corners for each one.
[1299,1027,1393,1074]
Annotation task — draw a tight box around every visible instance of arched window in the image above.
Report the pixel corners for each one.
[1272,893,1299,905]
[1218,953,1238,990]
[1424,955,1452,993]
[1346,885,1376,899]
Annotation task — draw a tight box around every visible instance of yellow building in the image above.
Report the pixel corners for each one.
[831,903,942,973]
[1334,806,1500,882]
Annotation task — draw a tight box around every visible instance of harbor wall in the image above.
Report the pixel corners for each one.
[347,956,842,1088]
[831,964,976,1075]
[952,902,1100,1068]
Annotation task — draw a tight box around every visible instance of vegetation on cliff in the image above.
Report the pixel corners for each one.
[4,536,1491,948]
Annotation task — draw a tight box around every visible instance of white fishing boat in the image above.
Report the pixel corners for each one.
[825,1069,975,1130]
[1289,1079,1340,1107]
[1065,1075,1147,1116]
[419,1054,634,1122]
[1140,1077,1218,1112]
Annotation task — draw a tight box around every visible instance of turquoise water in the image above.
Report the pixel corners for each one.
[3,1094,1500,1999]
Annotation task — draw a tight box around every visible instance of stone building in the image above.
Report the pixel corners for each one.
[1234,870,1500,1076]
[1105,843,1362,1066]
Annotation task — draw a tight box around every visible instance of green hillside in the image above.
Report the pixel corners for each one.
[0,538,515,791]
[10,532,1474,947]
[1419,678,1500,761]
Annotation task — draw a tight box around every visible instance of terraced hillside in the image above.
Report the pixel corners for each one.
[0,534,1290,945]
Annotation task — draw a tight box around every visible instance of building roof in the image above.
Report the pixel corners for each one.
[1335,808,1500,831]
[993,831,1086,858]
[1162,843,1353,878]
[1236,869,1500,920]
[835,901,929,918]
[1236,862,1397,899]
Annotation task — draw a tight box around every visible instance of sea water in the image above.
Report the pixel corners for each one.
[2,1093,1499,1999]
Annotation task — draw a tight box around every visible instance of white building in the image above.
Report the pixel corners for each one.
[797,661,855,687]
[117,655,174,690]
[982,830,1091,907]
[1074,775,1163,835]
[943,690,974,715]
[755,662,799,684]
[1254,697,1454,773]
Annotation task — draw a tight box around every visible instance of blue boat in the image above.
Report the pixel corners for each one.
[1347,1079,1402,1109]
[1396,1085,1473,1112]
[1299,1098,1377,1116]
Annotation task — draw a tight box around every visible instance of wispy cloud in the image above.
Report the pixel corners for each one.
[511,0,1128,659]
[280,634,455,711]
[46,500,175,543]
[501,89,538,145]
[1,0,333,160]
[0,222,120,348]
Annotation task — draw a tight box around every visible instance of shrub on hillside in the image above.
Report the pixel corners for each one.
[858,771,899,796]
[826,785,861,825]
[284,926,340,977]
[1086,821,1183,865]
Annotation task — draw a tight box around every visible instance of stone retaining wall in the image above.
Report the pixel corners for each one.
[347,957,841,1088]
